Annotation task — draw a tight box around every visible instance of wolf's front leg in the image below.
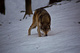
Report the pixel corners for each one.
[28,27,31,35]
[37,24,41,37]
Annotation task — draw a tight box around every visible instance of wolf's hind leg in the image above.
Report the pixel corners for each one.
[32,24,37,29]
[28,23,36,35]
[28,12,37,35]
[28,21,36,35]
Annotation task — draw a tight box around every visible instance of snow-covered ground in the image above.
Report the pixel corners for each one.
[0,0,80,53]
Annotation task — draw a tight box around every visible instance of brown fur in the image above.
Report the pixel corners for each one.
[28,8,51,37]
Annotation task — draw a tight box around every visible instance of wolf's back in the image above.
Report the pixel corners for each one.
[34,8,51,23]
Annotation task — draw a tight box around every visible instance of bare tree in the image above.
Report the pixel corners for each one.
[49,0,62,5]
[23,0,33,19]
[0,0,5,15]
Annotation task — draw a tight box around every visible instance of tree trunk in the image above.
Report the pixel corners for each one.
[49,0,62,4]
[49,0,56,4]
[23,0,33,19]
[0,0,5,15]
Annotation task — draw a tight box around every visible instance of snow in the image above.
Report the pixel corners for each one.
[0,0,80,53]
[32,0,49,11]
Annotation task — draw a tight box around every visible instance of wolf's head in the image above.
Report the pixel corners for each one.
[38,9,51,36]
[40,22,51,36]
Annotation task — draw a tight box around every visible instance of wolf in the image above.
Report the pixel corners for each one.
[28,8,51,37]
